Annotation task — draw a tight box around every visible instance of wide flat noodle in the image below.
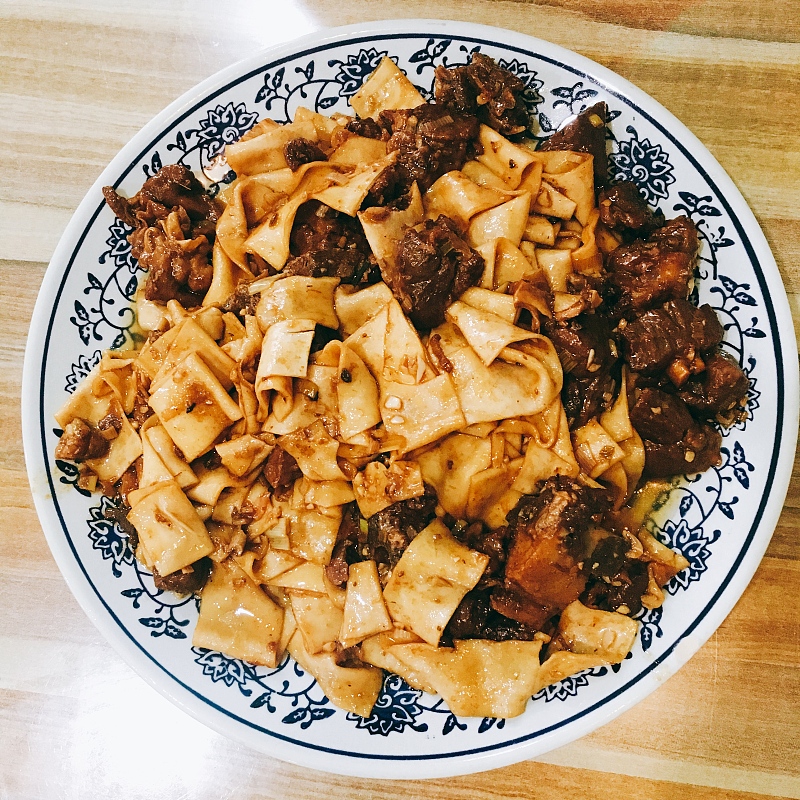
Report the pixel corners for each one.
[339,560,393,647]
[204,239,254,307]
[288,630,383,717]
[468,193,530,250]
[127,479,214,575]
[535,651,610,694]
[383,519,488,646]
[280,419,348,482]
[360,629,437,693]
[358,183,424,272]
[334,343,382,440]
[289,590,344,655]
[459,286,518,322]
[216,175,282,268]
[466,458,524,524]
[193,558,283,668]
[148,352,243,462]
[244,188,311,271]
[256,275,340,330]
[349,56,425,119]
[416,433,493,519]
[224,118,318,175]
[294,105,341,145]
[392,638,544,718]
[352,459,424,518]
[311,151,398,216]
[256,319,316,379]
[541,151,595,225]
[152,316,236,390]
[531,180,576,220]
[446,300,536,366]
[475,125,538,189]
[431,322,560,425]
[285,500,343,566]
[553,600,639,662]
[424,170,514,228]
[492,238,538,290]
[380,374,466,453]
[328,134,388,166]
[345,296,435,387]
[215,434,273,478]
[334,282,395,337]
[261,364,339,435]
[140,422,197,489]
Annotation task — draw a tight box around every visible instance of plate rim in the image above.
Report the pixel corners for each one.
[21,18,800,779]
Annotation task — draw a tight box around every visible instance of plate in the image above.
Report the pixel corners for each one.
[21,19,799,779]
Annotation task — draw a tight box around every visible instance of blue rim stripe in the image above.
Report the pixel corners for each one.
[37,31,785,761]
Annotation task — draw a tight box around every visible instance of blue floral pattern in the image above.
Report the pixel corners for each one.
[348,674,429,735]
[38,29,783,765]
[87,496,136,579]
[534,665,610,702]
[192,647,337,726]
[331,48,388,96]
[65,350,101,394]
[611,124,676,204]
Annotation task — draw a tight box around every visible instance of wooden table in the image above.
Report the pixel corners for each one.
[2,2,799,798]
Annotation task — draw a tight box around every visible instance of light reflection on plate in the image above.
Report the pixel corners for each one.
[21,19,798,779]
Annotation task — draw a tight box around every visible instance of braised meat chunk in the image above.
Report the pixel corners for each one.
[581,534,650,615]
[500,477,609,622]
[262,446,302,500]
[361,163,408,210]
[606,216,699,317]
[434,52,529,137]
[153,557,212,596]
[284,200,376,285]
[544,314,618,428]
[326,488,439,588]
[283,249,376,285]
[629,387,695,444]
[540,102,609,185]
[388,215,485,329]
[102,164,221,307]
[620,298,724,383]
[444,589,542,643]
[289,200,371,260]
[284,137,327,171]
[455,521,511,583]
[598,180,665,239]
[343,117,390,140]
[55,418,109,461]
[641,427,722,478]
[221,281,259,316]
[561,371,617,431]
[381,103,481,192]
[678,350,749,415]
[326,502,362,587]
[630,387,722,478]
[131,209,214,306]
[367,485,438,569]
[544,314,615,380]
[102,164,219,230]
[490,585,555,630]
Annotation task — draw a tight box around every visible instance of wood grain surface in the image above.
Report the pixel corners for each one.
[1,2,799,798]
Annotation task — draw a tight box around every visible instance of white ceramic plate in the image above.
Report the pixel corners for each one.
[22,19,799,779]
